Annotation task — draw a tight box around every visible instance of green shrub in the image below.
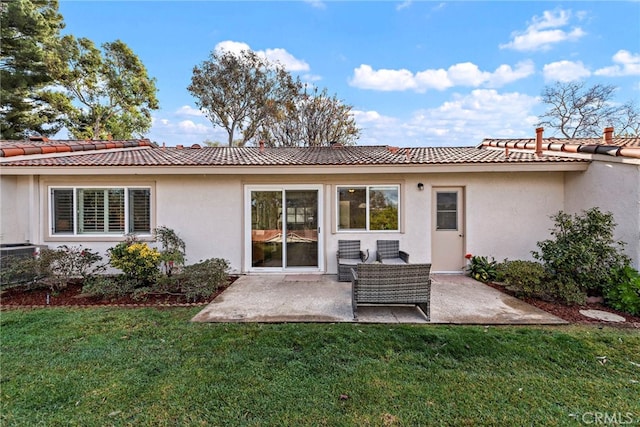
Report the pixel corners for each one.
[47,245,105,281]
[158,258,230,302]
[532,208,629,300]
[81,275,133,299]
[466,255,499,283]
[0,255,43,288]
[604,266,640,315]
[154,226,186,276]
[500,260,548,297]
[1,246,105,291]
[108,241,161,286]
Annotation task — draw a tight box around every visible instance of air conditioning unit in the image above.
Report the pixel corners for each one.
[1,243,48,259]
[1,243,49,285]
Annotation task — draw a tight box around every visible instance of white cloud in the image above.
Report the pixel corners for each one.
[396,1,412,11]
[175,105,203,117]
[353,90,540,146]
[262,48,310,71]
[413,68,452,91]
[500,9,586,51]
[447,63,491,87]
[487,61,536,87]
[351,64,419,91]
[304,0,325,9]
[178,120,211,134]
[148,114,227,146]
[214,41,310,72]
[543,60,591,82]
[215,40,251,55]
[350,61,533,92]
[595,50,640,77]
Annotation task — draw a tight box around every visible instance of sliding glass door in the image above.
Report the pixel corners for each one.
[247,186,321,271]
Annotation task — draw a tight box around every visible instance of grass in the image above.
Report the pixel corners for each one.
[1,308,639,426]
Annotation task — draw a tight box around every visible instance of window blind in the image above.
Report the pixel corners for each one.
[129,189,151,233]
[52,189,74,233]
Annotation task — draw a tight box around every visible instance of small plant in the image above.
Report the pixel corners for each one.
[466,255,499,283]
[82,275,132,299]
[604,265,640,315]
[108,241,161,286]
[157,258,230,302]
[48,245,106,282]
[500,260,553,299]
[154,226,186,276]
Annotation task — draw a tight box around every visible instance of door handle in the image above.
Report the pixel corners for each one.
[459,234,464,237]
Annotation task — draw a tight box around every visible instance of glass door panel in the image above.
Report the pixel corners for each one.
[285,190,318,267]
[251,191,283,267]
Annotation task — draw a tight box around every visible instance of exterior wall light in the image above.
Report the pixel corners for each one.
[417,183,424,191]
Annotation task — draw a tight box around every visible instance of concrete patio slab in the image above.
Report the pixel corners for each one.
[191,274,567,325]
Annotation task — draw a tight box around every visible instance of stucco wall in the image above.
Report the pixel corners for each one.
[1,171,570,275]
[155,175,243,272]
[321,171,565,274]
[0,175,33,244]
[565,161,640,269]
[26,175,243,274]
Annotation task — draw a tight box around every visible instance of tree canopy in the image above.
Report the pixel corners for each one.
[0,0,66,139]
[537,81,639,138]
[259,86,360,147]
[1,0,159,140]
[51,36,159,140]
[188,48,360,147]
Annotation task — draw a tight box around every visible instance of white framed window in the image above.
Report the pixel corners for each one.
[50,186,151,236]
[337,185,399,231]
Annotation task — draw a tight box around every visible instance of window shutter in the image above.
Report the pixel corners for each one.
[108,189,125,233]
[78,189,106,233]
[129,189,151,233]
[52,189,74,234]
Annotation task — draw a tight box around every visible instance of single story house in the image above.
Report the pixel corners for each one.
[1,127,638,275]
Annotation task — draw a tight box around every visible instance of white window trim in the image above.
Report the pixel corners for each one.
[336,184,401,233]
[48,185,153,238]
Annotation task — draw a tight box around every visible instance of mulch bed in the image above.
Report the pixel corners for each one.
[0,277,237,309]
[2,277,638,328]
[484,281,640,328]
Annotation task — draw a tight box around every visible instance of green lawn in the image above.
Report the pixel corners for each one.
[1,308,639,426]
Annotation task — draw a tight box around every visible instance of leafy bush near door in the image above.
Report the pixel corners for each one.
[467,208,639,314]
[466,255,499,283]
[532,208,629,301]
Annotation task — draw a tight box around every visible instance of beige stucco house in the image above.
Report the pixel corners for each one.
[1,128,638,275]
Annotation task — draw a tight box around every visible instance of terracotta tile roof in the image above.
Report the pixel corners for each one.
[0,138,156,158]
[0,144,584,167]
[481,136,640,159]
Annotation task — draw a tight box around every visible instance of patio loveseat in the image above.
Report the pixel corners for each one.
[351,263,431,321]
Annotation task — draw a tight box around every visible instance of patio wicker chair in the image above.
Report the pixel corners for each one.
[336,240,368,281]
[351,263,431,320]
[376,240,409,264]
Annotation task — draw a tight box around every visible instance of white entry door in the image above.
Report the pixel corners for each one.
[431,187,465,272]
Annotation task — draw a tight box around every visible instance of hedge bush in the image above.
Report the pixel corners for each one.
[532,208,629,304]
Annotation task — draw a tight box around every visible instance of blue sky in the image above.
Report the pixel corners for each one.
[58,1,640,147]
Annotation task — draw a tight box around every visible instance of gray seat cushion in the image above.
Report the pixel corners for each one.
[380,258,407,265]
[338,258,361,265]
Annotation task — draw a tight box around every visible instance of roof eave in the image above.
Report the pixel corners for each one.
[0,162,589,176]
